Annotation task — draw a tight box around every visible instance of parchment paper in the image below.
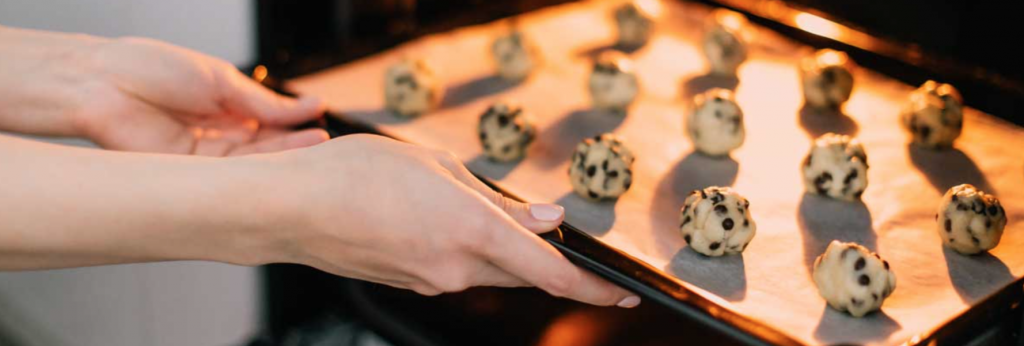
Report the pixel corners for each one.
[288,1,1024,344]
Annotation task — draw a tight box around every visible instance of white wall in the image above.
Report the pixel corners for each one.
[0,0,254,66]
[0,1,261,346]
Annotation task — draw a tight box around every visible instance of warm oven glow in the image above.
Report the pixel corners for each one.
[794,12,842,39]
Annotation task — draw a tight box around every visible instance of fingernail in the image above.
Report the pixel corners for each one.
[529,204,564,222]
[617,296,641,308]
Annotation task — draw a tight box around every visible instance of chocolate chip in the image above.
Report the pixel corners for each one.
[972,236,980,245]
[872,293,879,301]
[586,165,597,177]
[743,219,749,227]
[682,216,691,226]
[986,219,992,229]
[854,189,865,199]
[957,203,969,211]
[859,275,870,286]
[883,260,889,270]
[513,123,521,132]
[945,219,952,232]
[952,194,958,202]
[682,205,690,214]
[844,168,858,185]
[918,125,931,141]
[608,170,619,178]
[480,132,487,140]
[624,177,632,189]
[854,257,865,270]
[814,172,832,195]
[588,190,599,199]
[710,242,721,250]
[498,115,510,127]
[851,298,863,306]
[502,145,512,153]
[684,234,692,243]
[722,218,734,231]
[822,67,837,84]
[602,160,609,171]
[988,205,999,215]
[714,205,728,214]
[394,74,417,88]
[700,189,707,199]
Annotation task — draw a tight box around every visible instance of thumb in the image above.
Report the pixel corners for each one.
[433,150,565,233]
[219,67,325,126]
[497,199,566,234]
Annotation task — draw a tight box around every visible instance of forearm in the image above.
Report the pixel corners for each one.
[0,25,107,137]
[0,134,283,270]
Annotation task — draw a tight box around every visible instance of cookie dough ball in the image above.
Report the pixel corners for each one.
[491,30,539,81]
[937,184,1007,255]
[901,81,964,149]
[687,88,745,156]
[478,101,535,162]
[588,51,639,112]
[800,49,854,110]
[613,1,654,48]
[802,133,868,201]
[569,134,636,200]
[384,58,443,117]
[679,186,756,257]
[702,9,749,76]
[813,241,896,317]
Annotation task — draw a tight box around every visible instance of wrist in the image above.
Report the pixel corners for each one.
[200,153,313,267]
[0,26,108,137]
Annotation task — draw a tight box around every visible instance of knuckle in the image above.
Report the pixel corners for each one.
[543,270,579,298]
[458,218,496,253]
[430,265,473,293]
[440,150,459,163]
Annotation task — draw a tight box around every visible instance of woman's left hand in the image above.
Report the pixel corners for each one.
[71,37,329,155]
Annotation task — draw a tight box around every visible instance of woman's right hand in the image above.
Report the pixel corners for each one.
[246,134,639,308]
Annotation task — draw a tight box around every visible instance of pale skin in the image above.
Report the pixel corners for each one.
[0,26,639,307]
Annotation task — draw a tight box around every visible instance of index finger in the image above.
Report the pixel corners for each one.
[478,212,638,307]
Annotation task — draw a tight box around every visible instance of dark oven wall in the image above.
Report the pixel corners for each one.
[256,0,575,78]
[783,0,1024,85]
